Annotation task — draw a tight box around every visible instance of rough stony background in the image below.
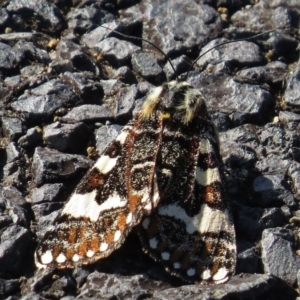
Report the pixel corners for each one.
[0,0,300,299]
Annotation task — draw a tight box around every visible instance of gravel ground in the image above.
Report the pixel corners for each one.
[0,0,300,299]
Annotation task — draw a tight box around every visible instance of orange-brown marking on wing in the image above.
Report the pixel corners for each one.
[128,194,141,212]
[66,247,75,260]
[88,172,105,188]
[68,227,77,244]
[52,245,61,259]
[78,240,88,257]
[90,236,100,252]
[117,212,127,231]
[204,186,222,205]
[105,231,114,244]
[79,225,87,239]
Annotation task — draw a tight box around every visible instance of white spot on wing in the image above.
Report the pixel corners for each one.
[56,253,66,263]
[199,139,214,155]
[174,262,181,269]
[187,268,196,276]
[201,269,211,280]
[94,155,118,174]
[40,250,53,265]
[161,252,170,260]
[86,250,95,258]
[114,230,121,242]
[212,267,228,281]
[126,212,132,224]
[115,130,128,145]
[149,237,158,249]
[72,254,80,262]
[142,218,150,229]
[196,167,221,186]
[62,191,127,222]
[100,243,108,252]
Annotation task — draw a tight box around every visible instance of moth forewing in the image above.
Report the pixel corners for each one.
[35,111,163,269]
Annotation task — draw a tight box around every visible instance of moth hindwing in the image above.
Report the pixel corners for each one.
[35,80,236,284]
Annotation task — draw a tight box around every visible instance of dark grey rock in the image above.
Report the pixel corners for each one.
[188,72,275,126]
[114,85,137,119]
[89,36,140,67]
[11,79,79,120]
[271,6,292,29]
[211,112,232,132]
[164,55,191,81]
[61,104,114,122]
[20,292,47,300]
[236,247,260,274]
[287,162,300,201]
[95,123,123,154]
[43,122,92,153]
[7,206,30,228]
[255,154,290,174]
[220,125,259,168]
[0,278,20,298]
[55,40,99,74]
[100,78,124,95]
[6,142,20,163]
[279,110,300,125]
[261,228,298,286]
[155,274,297,299]
[264,31,299,58]
[0,215,13,230]
[114,66,137,84]
[29,183,65,204]
[1,117,23,141]
[78,271,297,300]
[61,72,104,104]
[32,202,65,218]
[122,0,223,56]
[31,147,91,185]
[234,61,288,86]
[77,271,168,299]
[131,52,165,85]
[0,42,24,72]
[253,174,294,207]
[284,63,300,112]
[81,20,141,50]
[2,166,24,188]
[0,225,32,276]
[50,59,74,74]
[0,8,9,27]
[15,40,51,65]
[1,185,27,208]
[18,127,43,149]
[20,64,46,77]
[66,5,115,34]
[7,0,65,33]
[260,208,286,229]
[197,39,265,70]
[4,75,22,87]
[35,210,60,240]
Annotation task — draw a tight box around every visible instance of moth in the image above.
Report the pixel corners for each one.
[35,29,236,285]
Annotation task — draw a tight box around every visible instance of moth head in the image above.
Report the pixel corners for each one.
[141,81,207,124]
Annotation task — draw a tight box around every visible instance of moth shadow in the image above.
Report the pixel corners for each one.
[83,229,186,287]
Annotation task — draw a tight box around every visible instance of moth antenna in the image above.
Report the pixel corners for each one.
[99,25,177,77]
[185,28,282,80]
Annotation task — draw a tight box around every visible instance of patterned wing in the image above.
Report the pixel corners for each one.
[138,81,236,284]
[35,111,163,268]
